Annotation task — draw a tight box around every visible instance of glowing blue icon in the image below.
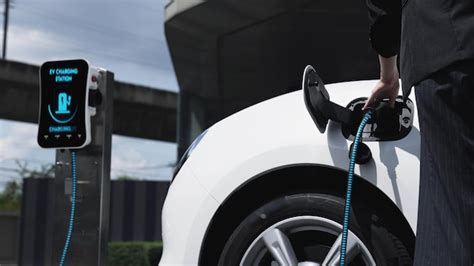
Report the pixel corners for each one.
[48,92,77,124]
[56,92,71,114]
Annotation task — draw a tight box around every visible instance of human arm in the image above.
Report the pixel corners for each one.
[363,55,399,109]
[363,0,401,109]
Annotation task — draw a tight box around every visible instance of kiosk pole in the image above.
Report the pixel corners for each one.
[51,70,114,265]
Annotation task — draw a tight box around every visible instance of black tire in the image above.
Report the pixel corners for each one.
[218,193,412,266]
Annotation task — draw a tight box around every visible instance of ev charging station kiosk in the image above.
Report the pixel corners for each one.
[37,59,113,265]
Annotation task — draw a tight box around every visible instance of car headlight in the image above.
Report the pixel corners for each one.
[172,129,208,182]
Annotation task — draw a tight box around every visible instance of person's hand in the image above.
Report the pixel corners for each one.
[362,76,400,109]
[363,55,400,110]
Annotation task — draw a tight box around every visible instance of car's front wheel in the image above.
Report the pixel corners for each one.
[218,193,412,266]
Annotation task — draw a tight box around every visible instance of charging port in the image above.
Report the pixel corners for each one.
[341,96,414,141]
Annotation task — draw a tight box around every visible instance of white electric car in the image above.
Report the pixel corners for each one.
[160,69,419,266]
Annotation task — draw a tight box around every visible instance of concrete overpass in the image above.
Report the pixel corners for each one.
[0,60,177,143]
[165,0,383,156]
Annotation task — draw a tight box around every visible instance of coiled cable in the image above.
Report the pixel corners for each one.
[59,150,77,266]
[339,111,372,265]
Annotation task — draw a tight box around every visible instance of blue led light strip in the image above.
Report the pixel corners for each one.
[59,151,77,266]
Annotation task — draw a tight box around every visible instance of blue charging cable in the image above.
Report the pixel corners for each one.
[59,150,77,266]
[339,111,372,266]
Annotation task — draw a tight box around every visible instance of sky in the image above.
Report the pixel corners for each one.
[0,0,179,187]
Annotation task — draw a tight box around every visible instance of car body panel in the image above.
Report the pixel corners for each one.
[160,80,420,265]
[160,163,220,265]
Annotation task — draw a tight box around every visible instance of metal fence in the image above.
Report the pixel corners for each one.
[15,178,169,265]
[0,211,19,265]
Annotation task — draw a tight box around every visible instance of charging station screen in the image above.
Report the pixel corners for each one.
[38,59,89,148]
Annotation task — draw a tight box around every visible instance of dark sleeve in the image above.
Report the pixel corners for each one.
[366,0,401,58]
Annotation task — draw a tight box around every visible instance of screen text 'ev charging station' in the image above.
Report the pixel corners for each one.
[38,59,100,149]
[37,59,113,266]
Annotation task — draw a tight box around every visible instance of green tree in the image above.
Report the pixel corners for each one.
[0,179,21,211]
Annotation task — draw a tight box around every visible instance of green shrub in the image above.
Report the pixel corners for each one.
[108,241,162,266]
[144,242,163,266]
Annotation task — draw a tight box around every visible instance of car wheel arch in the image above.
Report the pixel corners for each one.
[199,164,415,265]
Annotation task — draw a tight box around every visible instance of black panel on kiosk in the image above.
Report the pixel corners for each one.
[38,59,91,149]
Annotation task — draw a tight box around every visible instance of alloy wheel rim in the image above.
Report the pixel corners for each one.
[240,215,376,266]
